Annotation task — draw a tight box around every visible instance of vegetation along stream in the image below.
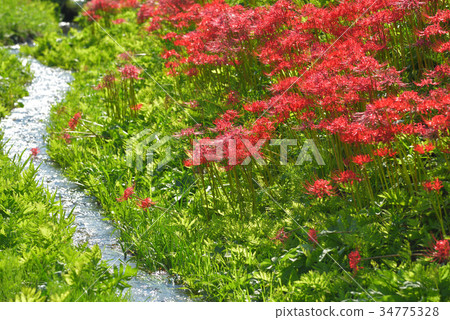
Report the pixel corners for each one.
[0,46,189,302]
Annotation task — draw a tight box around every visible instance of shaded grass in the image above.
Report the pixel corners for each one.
[0,0,59,45]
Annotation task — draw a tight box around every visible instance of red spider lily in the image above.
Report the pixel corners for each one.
[221,110,240,122]
[348,250,362,274]
[270,227,290,244]
[352,154,373,166]
[332,170,362,185]
[414,143,435,154]
[227,91,240,105]
[63,133,71,144]
[304,179,336,198]
[68,112,82,130]
[112,18,126,25]
[118,0,140,9]
[161,50,180,60]
[430,239,450,263]
[250,117,276,140]
[137,198,156,210]
[183,159,193,167]
[373,146,397,158]
[187,100,198,109]
[84,0,119,16]
[116,186,134,202]
[184,68,199,77]
[118,64,142,80]
[423,114,450,133]
[130,104,143,111]
[31,148,40,157]
[307,229,318,245]
[95,74,116,90]
[117,51,132,61]
[173,125,203,138]
[422,178,444,192]
[244,101,268,114]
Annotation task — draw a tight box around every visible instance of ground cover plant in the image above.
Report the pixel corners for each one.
[25,0,449,301]
[0,145,134,301]
[0,48,33,118]
[0,0,59,45]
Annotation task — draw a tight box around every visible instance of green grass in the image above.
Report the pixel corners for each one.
[0,145,134,301]
[0,0,59,45]
[0,48,33,118]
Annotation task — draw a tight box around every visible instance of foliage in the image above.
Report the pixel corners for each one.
[0,144,134,301]
[0,0,59,45]
[24,0,450,301]
[0,48,33,118]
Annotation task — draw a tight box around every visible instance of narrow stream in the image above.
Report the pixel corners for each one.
[0,47,189,302]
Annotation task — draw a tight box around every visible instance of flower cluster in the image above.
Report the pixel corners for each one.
[118,64,142,80]
[307,229,318,245]
[116,185,156,211]
[348,250,363,274]
[68,112,82,130]
[432,239,450,263]
[422,178,444,193]
[31,148,40,157]
[304,179,335,199]
[83,0,139,21]
[270,227,290,244]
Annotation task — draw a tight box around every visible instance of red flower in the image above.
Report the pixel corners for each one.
[332,170,362,185]
[183,159,193,167]
[422,178,443,192]
[68,112,82,130]
[130,103,143,111]
[270,227,290,244]
[349,250,362,273]
[227,91,240,105]
[173,125,203,138]
[137,198,156,210]
[95,74,116,90]
[432,239,450,263]
[414,143,435,154]
[112,18,126,24]
[31,148,40,157]
[187,100,198,109]
[161,50,180,60]
[352,154,373,166]
[304,179,335,198]
[118,64,142,80]
[116,186,134,202]
[373,146,397,158]
[307,229,318,245]
[117,51,132,61]
[63,133,71,144]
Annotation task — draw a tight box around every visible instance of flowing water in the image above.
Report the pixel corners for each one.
[0,47,189,302]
